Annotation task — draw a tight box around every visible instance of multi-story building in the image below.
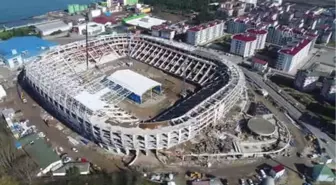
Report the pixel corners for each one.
[272,0,282,6]
[230,33,257,57]
[151,24,176,40]
[294,69,321,92]
[246,28,268,50]
[227,17,250,34]
[321,77,336,102]
[266,25,293,45]
[187,20,224,45]
[276,38,312,72]
[252,57,268,72]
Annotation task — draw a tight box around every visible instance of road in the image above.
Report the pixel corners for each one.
[242,68,336,161]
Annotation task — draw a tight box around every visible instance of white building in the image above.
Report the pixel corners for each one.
[238,0,257,6]
[294,70,321,92]
[187,20,224,45]
[252,57,268,72]
[271,0,282,6]
[230,33,257,58]
[321,77,336,102]
[35,20,72,36]
[276,38,312,72]
[0,85,7,100]
[246,28,268,50]
[73,22,106,36]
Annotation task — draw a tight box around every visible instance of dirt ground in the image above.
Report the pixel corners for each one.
[0,84,125,173]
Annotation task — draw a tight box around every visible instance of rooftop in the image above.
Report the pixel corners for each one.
[124,15,166,30]
[35,20,71,33]
[279,39,311,56]
[247,117,276,136]
[246,28,268,35]
[107,69,161,96]
[0,36,56,60]
[24,135,60,169]
[272,165,285,173]
[53,162,90,175]
[232,34,256,42]
[253,57,268,65]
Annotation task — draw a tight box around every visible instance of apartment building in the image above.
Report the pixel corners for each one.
[187,20,225,45]
[230,33,257,57]
[246,28,268,50]
[276,38,312,72]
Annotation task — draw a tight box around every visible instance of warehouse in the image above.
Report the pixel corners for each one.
[0,36,56,68]
[107,69,162,104]
[123,14,166,30]
[35,20,72,36]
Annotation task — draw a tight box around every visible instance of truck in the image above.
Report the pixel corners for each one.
[20,92,27,103]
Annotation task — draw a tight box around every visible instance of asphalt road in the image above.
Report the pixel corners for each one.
[241,68,336,161]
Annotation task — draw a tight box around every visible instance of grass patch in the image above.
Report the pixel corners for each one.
[0,26,39,40]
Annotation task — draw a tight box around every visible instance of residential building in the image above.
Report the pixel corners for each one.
[186,20,224,45]
[227,17,250,34]
[270,165,285,179]
[238,0,257,6]
[276,38,312,72]
[230,33,257,57]
[272,0,282,6]
[294,70,321,91]
[151,24,176,40]
[252,57,268,72]
[320,31,332,44]
[312,164,335,182]
[246,28,268,50]
[0,36,56,68]
[321,77,336,102]
[266,25,293,45]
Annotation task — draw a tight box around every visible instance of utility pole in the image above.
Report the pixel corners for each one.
[86,12,89,70]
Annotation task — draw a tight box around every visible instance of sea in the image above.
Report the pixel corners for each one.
[0,0,99,27]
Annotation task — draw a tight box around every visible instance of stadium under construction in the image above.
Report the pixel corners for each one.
[23,34,246,155]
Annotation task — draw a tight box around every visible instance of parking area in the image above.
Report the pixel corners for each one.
[302,47,336,72]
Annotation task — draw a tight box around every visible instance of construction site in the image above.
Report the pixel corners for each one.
[23,34,246,156]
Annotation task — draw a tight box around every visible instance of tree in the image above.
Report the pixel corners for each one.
[0,176,19,185]
[66,166,80,177]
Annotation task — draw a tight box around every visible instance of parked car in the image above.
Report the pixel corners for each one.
[247,179,254,185]
[239,179,245,185]
[72,147,78,152]
[260,169,267,178]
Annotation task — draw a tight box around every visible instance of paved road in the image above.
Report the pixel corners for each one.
[242,68,336,161]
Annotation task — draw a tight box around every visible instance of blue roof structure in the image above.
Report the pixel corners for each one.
[0,36,56,60]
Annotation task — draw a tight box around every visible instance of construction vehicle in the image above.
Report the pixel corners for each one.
[185,171,203,180]
[20,92,27,103]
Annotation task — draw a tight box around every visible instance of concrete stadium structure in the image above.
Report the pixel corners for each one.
[23,34,246,155]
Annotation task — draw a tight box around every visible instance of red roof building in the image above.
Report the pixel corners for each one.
[232,34,257,42]
[279,39,311,56]
[270,165,285,179]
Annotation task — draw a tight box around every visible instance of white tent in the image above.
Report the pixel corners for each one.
[107,69,161,97]
[0,85,7,99]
